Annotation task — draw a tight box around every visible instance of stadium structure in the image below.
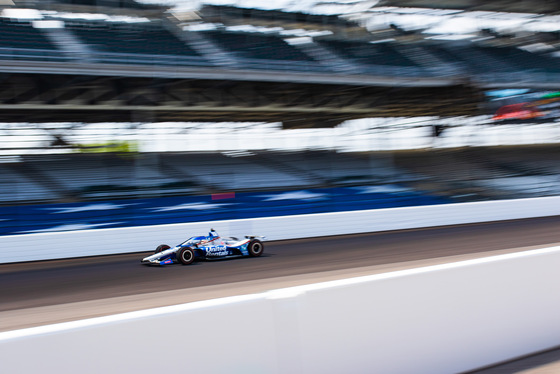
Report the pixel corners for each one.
[1,0,560,235]
[2,0,560,126]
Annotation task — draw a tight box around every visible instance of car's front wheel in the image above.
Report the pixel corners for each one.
[248,239,264,257]
[155,244,170,253]
[177,247,195,265]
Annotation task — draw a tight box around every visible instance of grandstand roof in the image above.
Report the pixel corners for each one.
[1,0,560,127]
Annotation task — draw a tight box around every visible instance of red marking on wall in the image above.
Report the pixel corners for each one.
[212,192,236,200]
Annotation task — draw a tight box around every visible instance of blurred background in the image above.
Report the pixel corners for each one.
[1,0,560,236]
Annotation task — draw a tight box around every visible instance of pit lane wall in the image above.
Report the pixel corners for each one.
[1,196,560,263]
[1,246,560,373]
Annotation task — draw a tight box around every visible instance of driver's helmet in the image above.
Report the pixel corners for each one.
[206,228,223,244]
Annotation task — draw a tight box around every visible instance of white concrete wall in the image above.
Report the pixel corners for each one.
[1,196,560,263]
[1,246,559,373]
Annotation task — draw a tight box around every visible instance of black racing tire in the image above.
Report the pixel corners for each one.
[155,244,170,253]
[247,239,264,257]
[177,247,195,265]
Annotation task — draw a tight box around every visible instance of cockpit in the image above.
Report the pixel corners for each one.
[181,236,206,246]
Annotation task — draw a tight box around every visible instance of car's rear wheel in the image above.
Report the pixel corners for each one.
[155,244,170,253]
[177,247,195,265]
[248,239,264,257]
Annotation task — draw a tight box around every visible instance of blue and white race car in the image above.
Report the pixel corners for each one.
[141,229,265,266]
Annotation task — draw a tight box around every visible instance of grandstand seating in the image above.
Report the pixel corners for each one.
[1,146,559,235]
[0,151,423,204]
[0,19,56,50]
[423,44,514,75]
[0,18,68,61]
[0,163,60,202]
[200,30,328,71]
[392,145,560,201]
[3,146,559,206]
[464,146,560,175]
[486,46,560,73]
[1,14,558,78]
[25,154,204,199]
[423,43,560,75]
[64,22,211,66]
[160,152,313,190]
[244,151,421,185]
[313,39,431,76]
[317,39,418,68]
[476,175,560,197]
[202,30,313,62]
[66,23,195,56]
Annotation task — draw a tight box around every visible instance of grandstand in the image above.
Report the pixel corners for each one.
[0,18,56,50]
[0,0,559,233]
[1,7,558,78]
[1,1,560,125]
[2,144,560,204]
[65,21,203,58]
[2,144,560,235]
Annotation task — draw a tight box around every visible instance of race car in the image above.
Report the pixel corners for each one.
[141,229,265,266]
